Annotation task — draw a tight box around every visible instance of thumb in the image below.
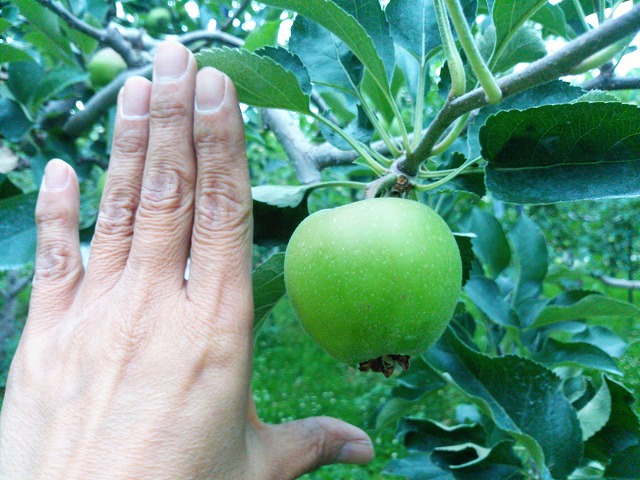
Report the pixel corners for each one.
[260,416,374,479]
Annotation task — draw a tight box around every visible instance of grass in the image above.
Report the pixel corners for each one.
[252,299,408,479]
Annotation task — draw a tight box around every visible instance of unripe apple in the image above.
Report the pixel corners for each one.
[146,7,172,36]
[284,198,462,376]
[87,48,126,88]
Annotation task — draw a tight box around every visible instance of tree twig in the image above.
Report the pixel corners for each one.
[583,75,640,90]
[400,2,640,176]
[34,0,144,68]
[594,274,640,290]
[221,0,252,32]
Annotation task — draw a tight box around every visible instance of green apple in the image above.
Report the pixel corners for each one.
[87,48,126,88]
[146,7,172,35]
[284,197,462,376]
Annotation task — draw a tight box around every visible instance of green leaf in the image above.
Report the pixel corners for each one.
[531,293,640,329]
[252,185,309,245]
[465,208,510,279]
[492,25,546,73]
[398,418,486,453]
[453,233,474,287]
[490,0,547,66]
[7,60,44,108]
[431,440,522,480]
[0,192,37,269]
[289,15,363,93]
[0,44,34,63]
[572,326,627,358]
[467,80,584,159]
[0,98,33,142]
[577,378,612,441]
[509,214,547,306]
[531,2,568,38]
[481,102,640,204]
[424,329,583,479]
[384,451,455,479]
[28,68,88,115]
[585,377,640,463]
[252,184,310,209]
[386,0,437,62]
[334,0,395,80]
[243,20,282,52]
[256,46,312,94]
[253,253,286,332]
[0,18,11,34]
[532,338,621,375]
[605,444,640,479]
[261,0,389,94]
[386,0,476,63]
[318,105,373,150]
[464,276,519,328]
[195,47,310,113]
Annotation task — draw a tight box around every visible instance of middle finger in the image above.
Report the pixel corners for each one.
[126,42,197,287]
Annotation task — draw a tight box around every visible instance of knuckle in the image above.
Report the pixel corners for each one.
[195,176,252,234]
[194,123,246,159]
[111,129,148,158]
[95,193,138,238]
[138,169,193,216]
[35,205,73,230]
[34,240,80,283]
[150,96,190,125]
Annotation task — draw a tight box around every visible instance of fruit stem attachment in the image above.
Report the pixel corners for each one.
[364,173,398,199]
[445,0,502,104]
[434,0,466,99]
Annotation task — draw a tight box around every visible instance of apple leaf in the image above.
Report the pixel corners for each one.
[464,276,520,328]
[481,102,640,204]
[333,0,395,81]
[585,377,640,463]
[577,378,612,441]
[196,47,310,113]
[261,0,390,95]
[490,0,547,65]
[465,208,511,279]
[253,253,286,332]
[252,186,309,245]
[532,338,621,375]
[256,46,312,95]
[0,192,38,269]
[530,293,640,329]
[386,0,476,63]
[424,328,583,479]
[384,451,455,480]
[604,444,640,479]
[467,80,584,158]
[289,15,364,93]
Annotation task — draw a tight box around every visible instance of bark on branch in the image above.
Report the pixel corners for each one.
[595,274,640,290]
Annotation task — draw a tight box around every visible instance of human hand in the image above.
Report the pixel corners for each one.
[0,42,374,479]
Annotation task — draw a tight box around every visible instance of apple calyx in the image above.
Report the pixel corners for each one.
[358,354,411,378]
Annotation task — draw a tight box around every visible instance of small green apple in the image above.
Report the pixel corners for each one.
[146,7,172,35]
[284,197,462,376]
[87,48,126,88]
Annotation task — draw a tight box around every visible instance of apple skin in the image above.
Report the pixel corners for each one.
[87,48,126,88]
[146,7,172,35]
[284,197,462,367]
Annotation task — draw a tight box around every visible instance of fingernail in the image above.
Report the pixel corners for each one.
[334,439,375,464]
[196,67,226,113]
[122,76,151,118]
[43,159,70,192]
[154,41,189,80]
